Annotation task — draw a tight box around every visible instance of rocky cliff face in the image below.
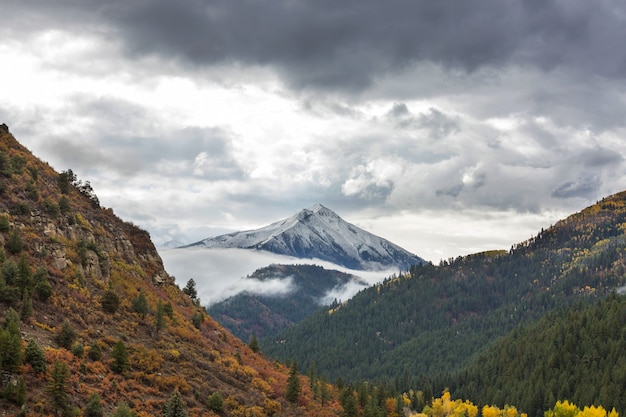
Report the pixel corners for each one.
[24,208,170,285]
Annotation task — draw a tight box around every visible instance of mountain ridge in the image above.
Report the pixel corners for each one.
[185,203,425,271]
[263,190,626,398]
[0,125,344,416]
[206,264,367,341]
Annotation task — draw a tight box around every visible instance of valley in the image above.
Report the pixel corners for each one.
[0,127,625,417]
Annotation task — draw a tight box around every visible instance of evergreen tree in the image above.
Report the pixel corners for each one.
[163,302,174,319]
[57,169,76,194]
[0,215,9,232]
[20,292,33,320]
[112,402,137,417]
[131,291,149,319]
[48,360,70,412]
[6,230,23,254]
[319,376,331,407]
[55,320,77,350]
[0,308,23,373]
[286,362,301,404]
[101,288,120,314]
[163,389,188,417]
[59,196,71,213]
[207,392,224,413]
[111,340,130,374]
[14,375,26,406]
[183,278,198,302]
[4,375,27,406]
[340,388,358,417]
[71,342,85,358]
[191,311,204,329]
[85,392,104,417]
[87,340,102,361]
[248,335,260,353]
[32,266,52,301]
[1,259,18,286]
[24,338,47,374]
[155,299,167,335]
[16,254,32,294]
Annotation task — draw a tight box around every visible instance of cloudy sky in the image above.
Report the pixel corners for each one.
[2,0,626,263]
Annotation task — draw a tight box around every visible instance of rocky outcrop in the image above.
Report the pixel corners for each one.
[15,206,174,287]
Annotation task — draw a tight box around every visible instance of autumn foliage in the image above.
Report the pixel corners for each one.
[0,127,342,415]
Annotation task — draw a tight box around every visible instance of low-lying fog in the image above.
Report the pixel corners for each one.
[158,247,399,306]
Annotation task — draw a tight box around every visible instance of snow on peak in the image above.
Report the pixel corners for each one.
[186,205,425,271]
[310,203,330,213]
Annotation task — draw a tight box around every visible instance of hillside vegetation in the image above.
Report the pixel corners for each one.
[264,190,626,392]
[3,122,625,417]
[0,125,345,416]
[451,293,626,416]
[207,264,365,341]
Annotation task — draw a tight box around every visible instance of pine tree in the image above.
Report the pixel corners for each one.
[131,291,149,319]
[55,320,77,350]
[20,292,33,319]
[207,392,224,413]
[25,338,47,374]
[163,389,188,417]
[6,230,23,254]
[48,360,70,412]
[112,402,137,417]
[183,278,198,304]
[101,288,120,314]
[87,341,102,361]
[340,388,358,417]
[286,362,301,404]
[16,254,32,294]
[0,308,23,373]
[155,299,167,335]
[34,272,52,301]
[111,340,129,374]
[191,311,204,329]
[319,376,331,407]
[85,392,104,417]
[249,335,260,353]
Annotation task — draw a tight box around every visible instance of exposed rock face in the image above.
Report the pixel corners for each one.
[8,200,173,288]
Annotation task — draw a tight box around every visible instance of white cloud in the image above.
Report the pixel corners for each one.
[2,0,626,275]
[159,248,395,306]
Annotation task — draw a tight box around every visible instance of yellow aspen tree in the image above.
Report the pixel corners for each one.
[578,405,607,417]
[546,400,580,417]
[431,396,445,417]
[505,405,520,417]
[464,400,479,417]
[483,404,502,417]
[442,392,455,416]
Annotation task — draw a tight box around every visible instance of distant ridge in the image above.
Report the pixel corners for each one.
[185,204,425,270]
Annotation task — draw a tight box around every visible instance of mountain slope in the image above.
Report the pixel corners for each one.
[207,264,367,341]
[186,203,425,270]
[451,293,626,416]
[263,191,626,385]
[0,125,344,416]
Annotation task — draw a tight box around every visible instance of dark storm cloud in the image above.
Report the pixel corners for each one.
[7,0,626,91]
[552,176,601,199]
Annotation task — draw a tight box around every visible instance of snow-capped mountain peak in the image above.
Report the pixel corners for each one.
[185,204,425,271]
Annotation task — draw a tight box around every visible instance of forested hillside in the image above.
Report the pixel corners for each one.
[263,191,626,386]
[0,125,345,416]
[207,264,365,341]
[451,293,626,417]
